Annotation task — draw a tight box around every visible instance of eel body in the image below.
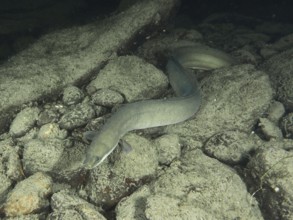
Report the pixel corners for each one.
[83,45,235,169]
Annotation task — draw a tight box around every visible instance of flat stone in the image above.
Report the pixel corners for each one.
[203,130,260,164]
[87,56,168,102]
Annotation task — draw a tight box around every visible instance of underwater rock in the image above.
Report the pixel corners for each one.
[3,172,52,217]
[63,86,84,106]
[165,64,273,141]
[84,133,158,209]
[91,88,124,108]
[9,107,40,138]
[261,47,293,111]
[59,102,95,130]
[49,191,106,220]
[86,56,168,102]
[258,117,283,140]
[116,149,263,219]
[203,130,259,164]
[247,147,293,220]
[153,134,181,165]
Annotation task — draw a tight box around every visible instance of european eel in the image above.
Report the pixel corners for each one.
[83,45,235,169]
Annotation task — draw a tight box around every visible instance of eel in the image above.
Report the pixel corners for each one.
[82,45,236,169]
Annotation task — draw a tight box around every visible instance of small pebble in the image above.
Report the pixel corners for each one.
[63,86,84,106]
[259,117,283,140]
[59,103,95,130]
[37,108,59,126]
[92,89,124,107]
[9,107,40,137]
[267,101,285,123]
[38,123,67,140]
[154,134,181,165]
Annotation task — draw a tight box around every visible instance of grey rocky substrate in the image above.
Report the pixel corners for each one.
[1,1,293,220]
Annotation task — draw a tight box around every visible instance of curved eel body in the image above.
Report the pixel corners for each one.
[83,45,235,169]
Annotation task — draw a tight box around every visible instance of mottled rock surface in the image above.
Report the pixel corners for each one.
[9,107,40,138]
[165,64,273,141]
[0,0,179,133]
[247,147,293,220]
[3,172,52,217]
[49,191,106,220]
[87,56,168,102]
[261,46,293,110]
[0,1,292,219]
[116,150,264,220]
